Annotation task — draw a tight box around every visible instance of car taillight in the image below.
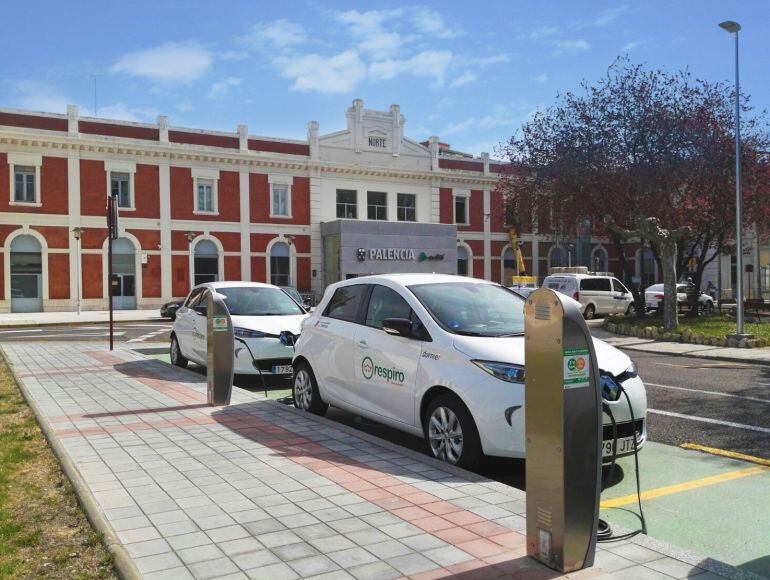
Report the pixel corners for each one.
[573,291,580,301]
[654,293,664,299]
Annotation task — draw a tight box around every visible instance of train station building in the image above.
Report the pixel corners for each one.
[0,99,682,312]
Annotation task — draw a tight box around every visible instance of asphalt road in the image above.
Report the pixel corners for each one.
[0,321,173,343]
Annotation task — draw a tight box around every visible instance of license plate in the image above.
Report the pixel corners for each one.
[645,301,657,308]
[602,436,635,458]
[272,365,293,375]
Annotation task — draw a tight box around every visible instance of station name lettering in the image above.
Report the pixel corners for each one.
[368,248,415,261]
[368,136,386,148]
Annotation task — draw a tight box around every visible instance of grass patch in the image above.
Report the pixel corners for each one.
[0,353,115,579]
[608,313,770,341]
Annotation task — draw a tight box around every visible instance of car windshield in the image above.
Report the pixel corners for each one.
[409,282,525,337]
[281,287,303,304]
[646,284,664,292]
[217,286,303,316]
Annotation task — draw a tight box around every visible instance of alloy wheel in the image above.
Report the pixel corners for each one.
[428,406,464,464]
[294,369,312,411]
[170,337,178,364]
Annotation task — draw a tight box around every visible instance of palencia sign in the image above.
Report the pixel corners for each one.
[357,248,415,261]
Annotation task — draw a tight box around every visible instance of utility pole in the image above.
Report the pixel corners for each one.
[107,195,118,350]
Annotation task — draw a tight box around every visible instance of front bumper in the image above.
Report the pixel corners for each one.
[233,337,296,376]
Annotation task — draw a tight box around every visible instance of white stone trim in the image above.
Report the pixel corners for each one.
[191,167,220,215]
[268,174,293,219]
[453,189,470,226]
[265,235,296,287]
[239,169,251,280]
[591,244,609,272]
[4,227,49,302]
[7,152,42,206]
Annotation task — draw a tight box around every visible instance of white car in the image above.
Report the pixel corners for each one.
[543,273,635,319]
[645,283,715,314]
[292,274,647,468]
[171,282,309,377]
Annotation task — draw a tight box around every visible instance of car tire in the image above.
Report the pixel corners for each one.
[626,303,636,316]
[703,301,714,315]
[293,361,328,416]
[423,394,482,470]
[584,304,596,320]
[170,334,188,368]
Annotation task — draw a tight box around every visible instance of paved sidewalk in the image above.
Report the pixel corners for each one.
[2,343,754,579]
[0,309,163,327]
[591,328,770,365]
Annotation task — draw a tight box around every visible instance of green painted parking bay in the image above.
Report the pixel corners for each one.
[600,441,770,576]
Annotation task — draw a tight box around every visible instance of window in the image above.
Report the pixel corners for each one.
[324,284,367,322]
[217,286,303,316]
[454,195,468,225]
[397,193,416,222]
[612,279,629,293]
[185,288,205,306]
[271,183,291,217]
[197,179,215,213]
[365,285,412,328]
[367,191,387,220]
[111,172,131,208]
[14,166,36,203]
[336,189,357,219]
[457,246,469,276]
[270,242,291,286]
[580,278,611,292]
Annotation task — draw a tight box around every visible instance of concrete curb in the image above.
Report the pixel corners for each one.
[605,339,770,367]
[1,346,141,580]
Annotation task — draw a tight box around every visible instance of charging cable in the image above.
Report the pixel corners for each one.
[597,383,647,542]
[234,336,269,399]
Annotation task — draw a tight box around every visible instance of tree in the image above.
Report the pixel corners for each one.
[496,56,770,331]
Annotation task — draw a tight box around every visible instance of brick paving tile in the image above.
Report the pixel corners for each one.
[187,557,240,579]
[286,554,340,577]
[347,560,401,580]
[386,552,438,576]
[245,562,299,580]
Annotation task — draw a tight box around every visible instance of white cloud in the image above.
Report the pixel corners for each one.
[410,6,462,39]
[534,73,548,84]
[277,50,367,94]
[622,40,646,52]
[553,39,591,52]
[593,5,628,26]
[220,50,250,61]
[87,102,157,122]
[370,50,453,84]
[451,71,476,88]
[208,77,242,99]
[9,81,70,113]
[442,103,538,136]
[111,43,212,82]
[471,54,510,66]
[241,19,307,50]
[528,25,562,39]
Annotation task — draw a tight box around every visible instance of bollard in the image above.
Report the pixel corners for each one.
[206,290,234,406]
[524,288,602,573]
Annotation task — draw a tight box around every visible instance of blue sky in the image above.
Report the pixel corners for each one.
[1,1,768,157]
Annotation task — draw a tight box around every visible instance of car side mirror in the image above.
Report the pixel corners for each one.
[382,318,413,338]
[193,305,207,316]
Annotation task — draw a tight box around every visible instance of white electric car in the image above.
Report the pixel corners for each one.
[171,282,309,377]
[292,274,647,468]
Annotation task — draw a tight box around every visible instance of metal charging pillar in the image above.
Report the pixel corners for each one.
[206,290,234,406]
[524,288,602,573]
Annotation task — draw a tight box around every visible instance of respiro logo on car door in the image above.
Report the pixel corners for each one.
[361,356,405,385]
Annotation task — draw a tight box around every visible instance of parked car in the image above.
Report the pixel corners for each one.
[542,273,635,319]
[292,274,647,468]
[644,283,715,314]
[160,299,184,320]
[280,286,312,311]
[170,282,309,377]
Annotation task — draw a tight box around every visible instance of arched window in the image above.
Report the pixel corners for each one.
[270,242,291,286]
[10,234,42,313]
[592,247,608,272]
[194,240,219,285]
[457,246,469,277]
[112,238,136,310]
[548,246,565,269]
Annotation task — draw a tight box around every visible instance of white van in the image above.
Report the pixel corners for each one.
[542,272,634,319]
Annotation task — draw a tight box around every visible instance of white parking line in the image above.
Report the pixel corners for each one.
[648,409,770,434]
[646,382,770,404]
[127,328,170,343]
[9,332,126,339]
[0,329,43,334]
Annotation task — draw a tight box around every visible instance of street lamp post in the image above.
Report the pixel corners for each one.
[186,231,197,290]
[72,227,83,315]
[719,20,749,338]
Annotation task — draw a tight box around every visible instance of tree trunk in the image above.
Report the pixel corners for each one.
[660,240,679,331]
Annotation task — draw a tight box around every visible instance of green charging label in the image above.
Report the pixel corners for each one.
[563,348,590,389]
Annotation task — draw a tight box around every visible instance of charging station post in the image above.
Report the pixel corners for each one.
[206,290,234,406]
[524,288,602,573]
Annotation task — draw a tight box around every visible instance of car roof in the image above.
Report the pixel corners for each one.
[332,273,495,288]
[195,281,278,290]
[544,274,611,279]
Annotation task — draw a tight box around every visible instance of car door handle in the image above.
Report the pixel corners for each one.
[357,339,369,349]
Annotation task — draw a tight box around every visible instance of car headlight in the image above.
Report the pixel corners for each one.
[233,327,268,338]
[472,360,525,384]
[625,360,637,377]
